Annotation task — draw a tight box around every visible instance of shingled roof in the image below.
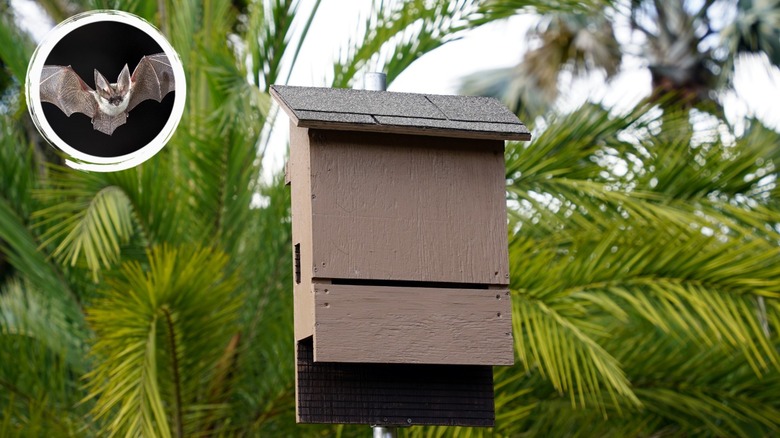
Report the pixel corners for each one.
[270,85,531,141]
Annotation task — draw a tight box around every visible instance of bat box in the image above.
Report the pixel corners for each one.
[271,85,530,427]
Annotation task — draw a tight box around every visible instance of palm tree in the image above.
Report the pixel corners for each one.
[446,1,780,436]
[7,0,777,436]
[1,0,582,436]
[499,106,780,436]
[463,0,780,118]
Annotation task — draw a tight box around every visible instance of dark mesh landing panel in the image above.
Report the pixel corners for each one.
[296,338,496,427]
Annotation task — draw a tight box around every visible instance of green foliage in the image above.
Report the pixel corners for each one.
[0,278,90,437]
[332,0,590,88]
[1,0,515,436]
[3,0,780,436]
[85,245,241,437]
[332,0,478,87]
[36,179,135,277]
[723,0,780,79]
[463,0,780,117]
[487,102,780,436]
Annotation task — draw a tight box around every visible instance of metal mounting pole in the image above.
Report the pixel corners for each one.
[363,72,387,91]
[363,73,392,438]
[372,426,398,438]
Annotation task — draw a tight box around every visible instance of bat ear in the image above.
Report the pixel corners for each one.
[117,64,131,93]
[94,70,110,94]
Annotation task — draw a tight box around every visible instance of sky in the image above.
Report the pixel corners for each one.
[10,0,780,177]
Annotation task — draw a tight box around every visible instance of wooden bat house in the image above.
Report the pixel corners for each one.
[271,85,531,427]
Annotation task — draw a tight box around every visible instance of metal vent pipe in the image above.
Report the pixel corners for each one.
[363,72,387,91]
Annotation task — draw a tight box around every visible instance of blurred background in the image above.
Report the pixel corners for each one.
[2,0,780,436]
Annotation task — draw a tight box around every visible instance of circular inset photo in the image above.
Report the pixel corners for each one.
[25,10,186,172]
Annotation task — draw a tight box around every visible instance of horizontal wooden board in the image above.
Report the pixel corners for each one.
[312,284,514,365]
[308,130,510,285]
[296,338,496,426]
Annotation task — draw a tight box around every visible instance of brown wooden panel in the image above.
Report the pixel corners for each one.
[296,338,496,426]
[290,124,315,341]
[312,284,514,365]
[308,129,509,285]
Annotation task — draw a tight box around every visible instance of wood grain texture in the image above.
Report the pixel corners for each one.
[312,284,514,365]
[290,124,315,341]
[308,130,510,285]
[296,338,496,426]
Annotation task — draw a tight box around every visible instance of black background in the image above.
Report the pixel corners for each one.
[43,21,175,158]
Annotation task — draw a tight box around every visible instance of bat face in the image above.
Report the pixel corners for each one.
[94,65,131,116]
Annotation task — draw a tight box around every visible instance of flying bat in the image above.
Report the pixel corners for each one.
[39,53,175,136]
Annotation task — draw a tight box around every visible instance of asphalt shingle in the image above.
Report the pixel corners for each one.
[295,110,376,126]
[270,85,530,141]
[425,94,522,124]
[373,116,527,138]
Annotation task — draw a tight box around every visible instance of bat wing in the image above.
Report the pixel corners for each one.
[39,66,96,118]
[127,53,175,112]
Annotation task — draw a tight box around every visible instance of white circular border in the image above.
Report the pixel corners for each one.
[25,10,186,172]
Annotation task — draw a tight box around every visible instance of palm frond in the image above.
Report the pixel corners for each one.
[0,14,33,89]
[0,117,36,222]
[164,0,200,68]
[507,104,780,241]
[244,0,322,90]
[85,245,241,437]
[722,0,780,78]
[617,326,780,437]
[512,292,639,411]
[0,277,87,369]
[475,321,780,437]
[500,97,780,431]
[526,12,621,98]
[474,0,611,23]
[460,65,554,119]
[33,167,136,279]
[520,227,780,371]
[0,279,91,437]
[0,197,83,316]
[460,2,620,118]
[332,0,481,88]
[32,0,85,23]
